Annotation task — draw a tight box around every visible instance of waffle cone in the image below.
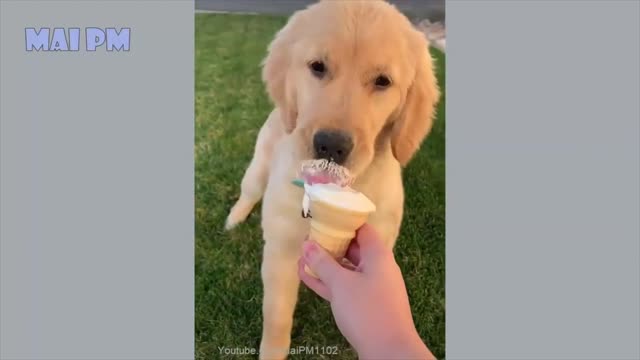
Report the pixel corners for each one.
[304,198,372,278]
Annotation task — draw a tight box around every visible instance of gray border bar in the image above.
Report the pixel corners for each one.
[447,0,640,358]
[1,1,194,359]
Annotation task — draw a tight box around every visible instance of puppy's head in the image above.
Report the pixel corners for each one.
[263,0,440,175]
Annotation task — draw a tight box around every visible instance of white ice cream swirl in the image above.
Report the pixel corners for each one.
[303,183,376,214]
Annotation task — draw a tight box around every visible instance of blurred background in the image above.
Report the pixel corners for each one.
[196,0,446,51]
[196,0,445,21]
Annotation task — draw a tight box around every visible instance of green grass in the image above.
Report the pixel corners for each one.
[195,14,445,360]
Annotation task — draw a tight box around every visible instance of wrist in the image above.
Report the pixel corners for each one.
[357,328,434,360]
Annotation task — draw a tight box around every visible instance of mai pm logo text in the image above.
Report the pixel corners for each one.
[25,27,130,52]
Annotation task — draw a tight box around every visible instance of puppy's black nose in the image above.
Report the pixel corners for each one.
[313,130,353,165]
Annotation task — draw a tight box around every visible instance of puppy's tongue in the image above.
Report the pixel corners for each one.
[299,159,353,187]
[305,174,333,185]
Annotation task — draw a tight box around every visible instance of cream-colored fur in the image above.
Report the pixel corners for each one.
[225,1,440,358]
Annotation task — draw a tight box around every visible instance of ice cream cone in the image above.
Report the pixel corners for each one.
[303,184,375,278]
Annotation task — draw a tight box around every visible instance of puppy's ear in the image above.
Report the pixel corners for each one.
[262,14,302,134]
[391,32,440,166]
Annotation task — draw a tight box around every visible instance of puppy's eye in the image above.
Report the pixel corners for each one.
[374,75,392,89]
[309,61,326,78]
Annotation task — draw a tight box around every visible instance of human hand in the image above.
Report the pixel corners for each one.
[298,224,435,360]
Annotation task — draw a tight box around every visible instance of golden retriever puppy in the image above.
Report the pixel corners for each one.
[226,0,440,358]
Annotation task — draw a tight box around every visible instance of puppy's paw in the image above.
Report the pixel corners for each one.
[259,340,289,360]
[224,198,253,231]
[224,216,240,231]
[224,211,245,231]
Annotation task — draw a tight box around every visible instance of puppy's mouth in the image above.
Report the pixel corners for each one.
[299,159,354,187]
[296,127,365,181]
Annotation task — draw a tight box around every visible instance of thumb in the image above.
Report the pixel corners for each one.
[303,240,345,284]
[354,223,388,260]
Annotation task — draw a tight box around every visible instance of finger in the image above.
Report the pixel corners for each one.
[345,241,361,266]
[297,258,331,301]
[339,257,357,271]
[303,240,347,284]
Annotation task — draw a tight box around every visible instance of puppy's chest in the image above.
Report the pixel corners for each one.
[352,173,401,209]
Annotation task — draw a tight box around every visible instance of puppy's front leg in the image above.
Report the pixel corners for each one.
[226,110,284,230]
[259,239,301,360]
[367,208,403,250]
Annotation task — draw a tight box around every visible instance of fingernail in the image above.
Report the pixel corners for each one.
[303,241,318,260]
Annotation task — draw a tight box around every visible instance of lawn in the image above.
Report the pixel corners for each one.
[195,13,445,360]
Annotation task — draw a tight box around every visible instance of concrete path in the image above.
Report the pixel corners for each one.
[195,0,445,23]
